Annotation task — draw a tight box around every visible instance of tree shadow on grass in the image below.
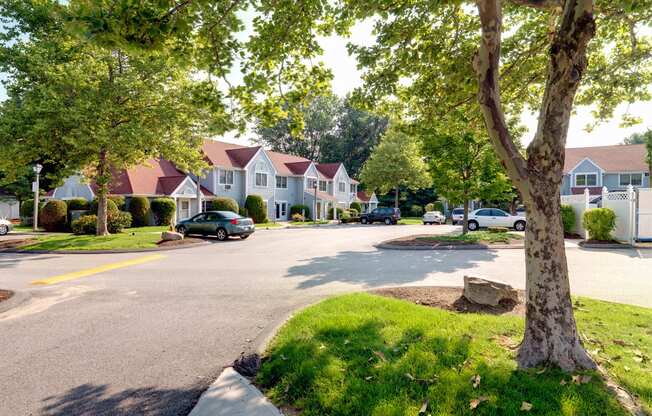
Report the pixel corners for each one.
[284,248,498,289]
[40,383,206,416]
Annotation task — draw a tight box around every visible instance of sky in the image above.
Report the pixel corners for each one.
[1,16,650,149]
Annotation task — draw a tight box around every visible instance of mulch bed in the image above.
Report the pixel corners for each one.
[156,237,205,247]
[382,234,522,248]
[0,238,35,249]
[583,239,623,245]
[0,289,14,303]
[372,286,526,316]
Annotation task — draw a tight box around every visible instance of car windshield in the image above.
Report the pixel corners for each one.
[452,209,464,214]
[218,211,242,219]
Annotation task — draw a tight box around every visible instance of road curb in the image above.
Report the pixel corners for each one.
[374,242,524,251]
[0,240,213,255]
[0,290,32,315]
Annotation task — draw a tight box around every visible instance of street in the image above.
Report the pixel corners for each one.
[1,224,651,415]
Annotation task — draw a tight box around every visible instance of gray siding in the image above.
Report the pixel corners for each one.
[52,175,94,201]
[561,175,571,195]
[246,151,276,219]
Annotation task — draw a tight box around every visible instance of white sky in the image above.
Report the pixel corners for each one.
[2,16,650,148]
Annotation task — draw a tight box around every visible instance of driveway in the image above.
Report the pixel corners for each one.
[0,224,650,415]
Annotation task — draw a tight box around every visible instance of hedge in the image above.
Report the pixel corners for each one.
[108,195,126,211]
[290,204,311,220]
[582,208,616,241]
[20,199,44,218]
[71,211,132,234]
[90,198,119,215]
[151,198,176,226]
[66,198,90,211]
[409,205,424,217]
[425,201,445,213]
[40,199,68,231]
[245,195,268,224]
[349,201,362,213]
[210,197,239,213]
[129,196,150,227]
[560,204,576,234]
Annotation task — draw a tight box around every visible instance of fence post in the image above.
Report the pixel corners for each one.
[628,184,636,245]
[583,188,590,239]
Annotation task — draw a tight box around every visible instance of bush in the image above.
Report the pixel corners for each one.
[108,195,126,211]
[245,195,268,224]
[90,198,119,215]
[66,198,90,211]
[150,198,176,225]
[291,213,305,222]
[560,204,576,234]
[409,205,424,217]
[349,201,362,213]
[346,208,359,217]
[40,200,68,231]
[129,196,150,227]
[290,204,311,220]
[328,207,343,220]
[425,201,445,213]
[582,208,617,241]
[210,197,239,213]
[72,215,97,235]
[20,199,44,218]
[239,207,248,217]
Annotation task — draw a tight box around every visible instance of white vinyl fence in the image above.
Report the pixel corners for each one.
[561,186,647,244]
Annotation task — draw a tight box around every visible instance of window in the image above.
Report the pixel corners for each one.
[219,170,234,185]
[255,172,268,187]
[204,213,219,221]
[575,173,598,187]
[492,209,508,217]
[350,183,356,193]
[306,177,317,189]
[338,182,346,193]
[476,209,492,216]
[319,180,327,192]
[619,173,643,186]
[276,176,288,189]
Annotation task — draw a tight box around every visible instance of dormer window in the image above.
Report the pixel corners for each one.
[575,173,597,187]
[255,162,268,187]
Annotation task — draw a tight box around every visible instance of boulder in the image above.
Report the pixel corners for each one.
[463,276,518,306]
[161,231,184,241]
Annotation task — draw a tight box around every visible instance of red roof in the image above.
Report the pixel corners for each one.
[316,163,341,179]
[564,144,649,174]
[266,150,312,175]
[202,140,252,168]
[357,191,373,202]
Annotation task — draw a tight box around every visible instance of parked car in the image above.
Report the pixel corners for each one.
[175,211,255,241]
[466,208,526,231]
[360,207,401,225]
[451,207,465,225]
[422,211,445,225]
[0,219,12,236]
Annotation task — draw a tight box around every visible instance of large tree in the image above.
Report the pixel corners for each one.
[360,125,431,208]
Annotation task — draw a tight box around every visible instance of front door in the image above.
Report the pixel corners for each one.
[316,202,322,219]
[275,201,288,220]
[179,200,190,220]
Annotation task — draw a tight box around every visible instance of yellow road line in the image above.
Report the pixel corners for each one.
[30,254,166,286]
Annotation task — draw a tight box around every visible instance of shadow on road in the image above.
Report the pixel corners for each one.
[0,253,60,270]
[285,248,498,289]
[41,383,205,416]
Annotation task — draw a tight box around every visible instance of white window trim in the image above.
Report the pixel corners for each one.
[338,181,346,193]
[218,169,235,185]
[618,172,644,187]
[319,180,327,192]
[306,176,317,190]
[275,175,288,189]
[275,200,288,219]
[574,172,600,187]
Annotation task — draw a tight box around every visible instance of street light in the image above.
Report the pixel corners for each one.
[313,181,318,224]
[32,163,42,232]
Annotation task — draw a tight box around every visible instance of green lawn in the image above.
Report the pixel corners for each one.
[20,226,166,251]
[258,293,651,416]
[258,222,287,229]
[13,224,43,232]
[288,220,330,226]
[398,217,423,225]
[418,230,523,244]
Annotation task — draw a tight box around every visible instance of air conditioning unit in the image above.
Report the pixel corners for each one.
[223,184,232,190]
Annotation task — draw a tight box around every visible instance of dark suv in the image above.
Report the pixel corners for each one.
[360,207,401,225]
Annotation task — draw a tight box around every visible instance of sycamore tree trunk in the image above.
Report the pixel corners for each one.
[475,0,596,371]
[462,199,470,234]
[95,150,110,236]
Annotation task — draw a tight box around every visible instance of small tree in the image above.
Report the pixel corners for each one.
[210,197,239,213]
[349,201,362,214]
[245,195,268,224]
[129,197,150,227]
[360,125,431,208]
[150,198,176,226]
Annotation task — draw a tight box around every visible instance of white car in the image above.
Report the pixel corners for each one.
[451,207,465,225]
[0,219,13,236]
[466,208,526,231]
[422,211,445,225]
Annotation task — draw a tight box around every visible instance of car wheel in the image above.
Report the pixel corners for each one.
[514,220,526,232]
[216,228,228,241]
[467,220,479,231]
[240,234,250,240]
[176,225,187,236]
[0,224,8,236]
[384,218,392,225]
[361,217,368,224]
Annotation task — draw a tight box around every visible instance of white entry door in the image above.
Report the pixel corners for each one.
[179,200,191,219]
[275,201,288,220]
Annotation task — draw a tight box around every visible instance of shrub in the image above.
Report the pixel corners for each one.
[290,204,311,220]
[291,213,305,222]
[410,205,424,217]
[426,201,445,213]
[346,208,359,217]
[560,204,576,234]
[582,208,616,241]
[349,201,362,213]
[328,207,343,220]
[90,198,119,215]
[425,203,435,212]
[20,199,44,218]
[66,198,90,211]
[151,198,176,225]
[245,195,267,224]
[129,196,150,227]
[72,215,97,235]
[239,207,248,217]
[108,211,132,233]
[39,200,68,231]
[210,197,239,213]
[108,195,126,211]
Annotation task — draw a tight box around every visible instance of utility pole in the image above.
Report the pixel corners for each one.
[32,163,42,232]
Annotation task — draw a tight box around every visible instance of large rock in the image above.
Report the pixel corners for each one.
[161,231,184,241]
[463,276,518,306]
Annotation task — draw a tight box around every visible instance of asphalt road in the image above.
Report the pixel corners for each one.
[1,224,651,416]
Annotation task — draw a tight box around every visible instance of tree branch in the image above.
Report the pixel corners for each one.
[474,0,529,192]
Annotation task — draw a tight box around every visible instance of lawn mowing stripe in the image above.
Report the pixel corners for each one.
[30,254,166,285]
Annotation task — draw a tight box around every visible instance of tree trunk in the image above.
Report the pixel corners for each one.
[462,199,469,234]
[95,150,110,236]
[394,186,399,209]
[475,0,596,371]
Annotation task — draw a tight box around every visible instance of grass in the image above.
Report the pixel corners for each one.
[20,226,167,251]
[288,220,330,226]
[398,217,423,225]
[258,293,651,416]
[258,222,287,229]
[13,224,42,232]
[418,230,522,244]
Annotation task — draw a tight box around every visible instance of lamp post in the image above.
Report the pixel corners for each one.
[313,181,318,224]
[32,163,42,232]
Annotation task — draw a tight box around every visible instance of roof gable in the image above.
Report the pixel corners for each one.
[564,144,648,174]
[316,163,342,179]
